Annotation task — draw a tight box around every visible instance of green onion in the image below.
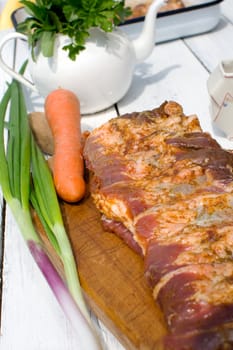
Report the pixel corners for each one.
[0,77,102,349]
[30,136,89,320]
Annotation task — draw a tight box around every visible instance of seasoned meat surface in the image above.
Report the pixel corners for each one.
[126,0,185,19]
[83,101,233,349]
[84,102,202,235]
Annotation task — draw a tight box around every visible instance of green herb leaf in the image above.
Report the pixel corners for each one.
[18,0,132,60]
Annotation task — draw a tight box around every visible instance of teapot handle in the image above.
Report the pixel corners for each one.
[0,32,38,92]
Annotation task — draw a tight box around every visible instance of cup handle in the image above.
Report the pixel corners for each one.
[220,59,233,78]
[0,32,38,92]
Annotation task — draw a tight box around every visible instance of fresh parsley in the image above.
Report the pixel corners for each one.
[18,0,132,61]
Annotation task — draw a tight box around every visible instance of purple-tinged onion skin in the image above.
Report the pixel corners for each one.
[28,240,102,350]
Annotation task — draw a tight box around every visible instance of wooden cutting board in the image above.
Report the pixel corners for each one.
[35,193,167,349]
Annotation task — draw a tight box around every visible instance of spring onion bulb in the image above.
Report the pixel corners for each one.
[29,241,101,349]
[0,74,102,349]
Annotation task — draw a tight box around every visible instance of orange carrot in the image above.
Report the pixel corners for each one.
[45,88,86,202]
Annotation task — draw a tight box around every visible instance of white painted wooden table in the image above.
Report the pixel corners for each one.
[0,1,233,349]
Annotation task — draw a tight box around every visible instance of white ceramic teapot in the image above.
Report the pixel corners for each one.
[0,0,165,114]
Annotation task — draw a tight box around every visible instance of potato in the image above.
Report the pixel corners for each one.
[29,111,54,155]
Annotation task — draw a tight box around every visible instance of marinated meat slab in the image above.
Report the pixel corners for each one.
[126,0,185,19]
[83,101,233,349]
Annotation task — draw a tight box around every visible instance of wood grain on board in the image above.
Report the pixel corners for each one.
[35,194,167,350]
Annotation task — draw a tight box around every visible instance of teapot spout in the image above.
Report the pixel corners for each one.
[132,0,165,62]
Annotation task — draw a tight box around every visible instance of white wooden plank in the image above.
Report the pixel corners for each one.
[221,0,233,23]
[0,29,14,343]
[184,16,233,73]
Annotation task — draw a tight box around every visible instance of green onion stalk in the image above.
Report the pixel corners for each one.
[0,74,102,349]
